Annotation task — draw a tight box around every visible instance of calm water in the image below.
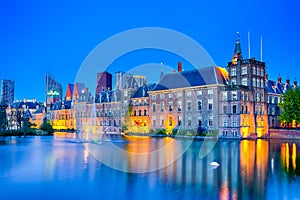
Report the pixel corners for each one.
[0,135,300,200]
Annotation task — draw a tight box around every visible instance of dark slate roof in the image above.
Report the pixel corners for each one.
[152,66,227,91]
[77,90,94,103]
[11,101,41,109]
[132,83,157,98]
[33,107,45,114]
[124,76,139,89]
[51,100,73,110]
[95,90,121,103]
[266,80,294,94]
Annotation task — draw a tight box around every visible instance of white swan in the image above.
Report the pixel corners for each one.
[209,162,220,167]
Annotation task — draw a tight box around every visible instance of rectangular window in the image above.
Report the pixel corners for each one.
[223,118,227,127]
[208,99,213,110]
[253,66,256,75]
[223,106,227,114]
[187,101,192,111]
[169,102,173,112]
[177,92,182,97]
[152,103,156,112]
[178,101,182,112]
[188,117,192,126]
[160,94,164,99]
[197,90,202,96]
[169,116,173,126]
[253,78,256,87]
[231,67,236,76]
[186,91,192,97]
[242,78,248,86]
[198,116,202,126]
[198,100,202,111]
[152,116,156,126]
[232,91,237,100]
[242,66,247,75]
[178,116,182,126]
[223,92,227,101]
[160,102,164,112]
[208,89,213,95]
[168,93,173,98]
[160,116,164,126]
[232,105,237,114]
[208,115,213,126]
[231,79,236,85]
[152,95,156,100]
[233,118,237,127]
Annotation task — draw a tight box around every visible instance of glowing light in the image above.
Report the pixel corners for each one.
[292,143,297,170]
[285,143,289,171]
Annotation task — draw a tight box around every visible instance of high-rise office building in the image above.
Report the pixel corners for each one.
[96,72,112,94]
[46,72,62,108]
[1,79,15,106]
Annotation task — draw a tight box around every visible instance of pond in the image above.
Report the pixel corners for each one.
[0,134,299,199]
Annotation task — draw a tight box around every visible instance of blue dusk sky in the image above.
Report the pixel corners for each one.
[0,0,299,101]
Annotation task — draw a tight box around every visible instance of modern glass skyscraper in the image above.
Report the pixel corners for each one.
[45,72,62,108]
[1,79,15,106]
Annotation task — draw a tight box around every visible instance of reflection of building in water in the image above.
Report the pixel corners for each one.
[280,142,298,174]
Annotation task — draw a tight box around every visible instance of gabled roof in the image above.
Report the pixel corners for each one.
[152,66,227,91]
[11,101,41,109]
[132,83,157,98]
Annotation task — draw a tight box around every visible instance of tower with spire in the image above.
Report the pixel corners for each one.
[220,32,269,138]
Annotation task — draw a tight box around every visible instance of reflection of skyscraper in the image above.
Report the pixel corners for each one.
[114,71,125,90]
[1,79,15,106]
[96,72,112,94]
[46,72,62,108]
[133,75,146,87]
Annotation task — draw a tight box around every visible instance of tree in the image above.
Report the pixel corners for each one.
[279,88,300,127]
[40,120,54,134]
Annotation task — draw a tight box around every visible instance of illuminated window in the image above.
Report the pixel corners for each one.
[169,116,173,126]
[152,95,156,100]
[253,66,256,75]
[233,118,237,127]
[242,78,248,86]
[160,94,164,99]
[124,91,128,97]
[186,91,192,97]
[253,78,256,87]
[208,89,213,95]
[242,66,247,75]
[169,93,173,98]
[260,68,264,76]
[231,79,236,85]
[260,79,264,88]
[231,67,236,76]
[257,78,260,88]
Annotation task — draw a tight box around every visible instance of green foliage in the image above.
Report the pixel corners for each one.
[22,121,36,133]
[156,129,166,135]
[40,120,54,134]
[171,128,178,135]
[279,88,300,125]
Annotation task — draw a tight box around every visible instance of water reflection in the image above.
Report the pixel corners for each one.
[1,136,300,199]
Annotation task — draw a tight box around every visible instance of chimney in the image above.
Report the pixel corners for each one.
[178,62,182,72]
[264,73,268,80]
[278,76,282,83]
[286,79,290,85]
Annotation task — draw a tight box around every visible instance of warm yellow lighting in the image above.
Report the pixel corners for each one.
[285,143,289,171]
[292,143,297,171]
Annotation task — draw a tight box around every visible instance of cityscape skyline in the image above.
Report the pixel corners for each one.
[1,1,299,101]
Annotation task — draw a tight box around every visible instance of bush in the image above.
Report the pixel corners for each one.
[157,129,167,135]
[40,121,54,134]
[171,128,178,135]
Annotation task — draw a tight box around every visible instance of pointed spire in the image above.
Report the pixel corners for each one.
[232,32,243,63]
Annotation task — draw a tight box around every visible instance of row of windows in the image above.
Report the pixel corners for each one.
[151,100,213,112]
[133,110,147,116]
[151,115,213,127]
[230,66,264,77]
[77,119,121,126]
[151,90,214,100]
